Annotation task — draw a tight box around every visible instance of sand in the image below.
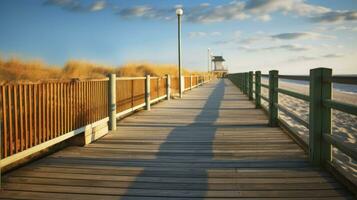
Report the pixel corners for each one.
[260,80,357,184]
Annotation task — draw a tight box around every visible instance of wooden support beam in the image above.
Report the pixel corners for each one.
[255,71,261,108]
[166,74,171,101]
[309,68,332,167]
[108,74,116,131]
[190,75,193,90]
[268,70,278,127]
[248,71,253,100]
[145,75,151,111]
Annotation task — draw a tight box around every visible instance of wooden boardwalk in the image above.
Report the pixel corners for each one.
[0,79,353,199]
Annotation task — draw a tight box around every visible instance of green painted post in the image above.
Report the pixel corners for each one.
[268,70,278,127]
[243,73,245,92]
[244,72,249,95]
[241,73,245,94]
[255,71,261,108]
[309,68,332,167]
[238,74,241,89]
[248,71,253,100]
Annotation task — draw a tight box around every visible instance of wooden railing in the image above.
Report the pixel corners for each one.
[0,74,213,170]
[116,77,146,113]
[0,79,108,159]
[228,68,357,190]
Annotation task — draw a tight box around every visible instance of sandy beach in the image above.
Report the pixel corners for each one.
[259,80,357,184]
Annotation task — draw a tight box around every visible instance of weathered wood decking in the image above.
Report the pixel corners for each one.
[0,79,353,199]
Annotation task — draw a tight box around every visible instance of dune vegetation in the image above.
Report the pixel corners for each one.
[0,57,206,82]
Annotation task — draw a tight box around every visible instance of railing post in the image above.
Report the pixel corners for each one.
[190,75,193,90]
[240,73,243,91]
[309,68,332,167]
[145,75,151,110]
[248,71,253,100]
[255,71,261,108]
[245,72,249,95]
[181,75,185,96]
[166,74,171,100]
[108,74,116,131]
[268,70,278,127]
[242,73,246,94]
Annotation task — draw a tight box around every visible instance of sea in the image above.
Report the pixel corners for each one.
[261,76,357,94]
[280,78,357,94]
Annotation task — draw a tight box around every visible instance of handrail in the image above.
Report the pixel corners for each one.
[116,77,146,80]
[275,103,309,128]
[260,94,269,102]
[323,134,357,161]
[323,99,357,116]
[261,83,269,88]
[228,68,357,194]
[276,88,310,102]
[278,75,309,81]
[330,76,357,85]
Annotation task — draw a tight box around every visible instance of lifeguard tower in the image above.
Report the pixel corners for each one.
[212,56,228,78]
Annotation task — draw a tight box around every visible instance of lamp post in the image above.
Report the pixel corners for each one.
[176,7,183,98]
[207,48,211,73]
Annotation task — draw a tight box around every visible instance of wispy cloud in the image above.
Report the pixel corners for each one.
[90,0,106,11]
[310,11,357,23]
[44,0,106,12]
[189,31,221,38]
[271,32,333,40]
[322,53,344,58]
[184,0,332,23]
[239,44,310,52]
[288,53,344,62]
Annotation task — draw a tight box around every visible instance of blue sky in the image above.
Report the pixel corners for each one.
[0,0,356,74]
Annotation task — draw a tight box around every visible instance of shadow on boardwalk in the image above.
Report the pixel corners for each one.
[121,80,225,199]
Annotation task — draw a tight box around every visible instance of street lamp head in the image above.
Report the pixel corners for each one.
[176,8,183,16]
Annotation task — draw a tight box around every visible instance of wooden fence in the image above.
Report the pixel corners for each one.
[0,79,108,159]
[228,68,356,190]
[0,74,212,170]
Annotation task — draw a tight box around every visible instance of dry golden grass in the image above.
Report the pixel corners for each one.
[0,57,207,83]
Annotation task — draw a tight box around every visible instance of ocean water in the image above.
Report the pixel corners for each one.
[261,76,357,94]
[279,78,357,94]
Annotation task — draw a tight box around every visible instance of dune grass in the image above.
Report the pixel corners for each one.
[0,57,206,82]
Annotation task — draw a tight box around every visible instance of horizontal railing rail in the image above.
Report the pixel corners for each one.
[228,68,357,193]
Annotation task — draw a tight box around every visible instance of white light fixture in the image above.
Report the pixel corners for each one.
[176,8,183,16]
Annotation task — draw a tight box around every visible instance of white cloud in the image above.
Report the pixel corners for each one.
[44,0,107,12]
[271,32,334,40]
[90,0,106,11]
[189,31,222,38]
[310,11,357,23]
[257,14,271,22]
[288,53,344,62]
[239,44,310,52]
[186,0,332,23]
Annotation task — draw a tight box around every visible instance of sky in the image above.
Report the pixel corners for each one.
[0,0,356,74]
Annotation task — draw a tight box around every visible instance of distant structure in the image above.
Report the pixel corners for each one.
[211,56,228,78]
